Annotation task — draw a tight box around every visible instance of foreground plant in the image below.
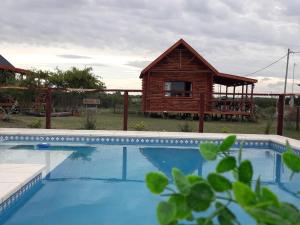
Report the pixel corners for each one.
[145,135,300,225]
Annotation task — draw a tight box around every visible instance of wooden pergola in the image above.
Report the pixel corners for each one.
[212,72,257,118]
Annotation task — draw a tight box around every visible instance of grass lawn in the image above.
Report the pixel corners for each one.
[0,109,299,140]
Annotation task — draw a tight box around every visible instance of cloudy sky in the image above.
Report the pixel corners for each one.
[1,0,300,93]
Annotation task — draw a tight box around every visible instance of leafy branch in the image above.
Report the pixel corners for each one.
[145,135,300,225]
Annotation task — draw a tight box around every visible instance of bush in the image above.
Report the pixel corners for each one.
[27,119,42,128]
[134,121,146,131]
[178,121,194,132]
[221,126,229,133]
[83,111,96,130]
[146,135,300,225]
[264,119,273,134]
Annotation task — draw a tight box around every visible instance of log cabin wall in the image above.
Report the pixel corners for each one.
[142,44,214,113]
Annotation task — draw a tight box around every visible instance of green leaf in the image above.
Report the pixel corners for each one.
[207,173,232,192]
[238,141,244,164]
[238,160,253,185]
[146,172,169,194]
[219,135,236,152]
[186,213,194,221]
[172,168,190,195]
[187,175,204,184]
[282,151,300,173]
[218,215,235,225]
[247,207,288,225]
[168,194,190,219]
[196,218,213,225]
[199,142,219,160]
[233,182,256,207]
[215,202,236,222]
[157,201,176,225]
[186,182,215,211]
[278,203,300,223]
[261,187,280,207]
[255,176,261,196]
[216,156,236,173]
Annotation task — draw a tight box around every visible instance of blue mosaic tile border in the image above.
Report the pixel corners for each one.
[0,134,275,148]
[0,133,295,152]
[0,173,42,216]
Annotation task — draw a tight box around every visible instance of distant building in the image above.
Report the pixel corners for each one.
[0,55,27,84]
[140,39,257,118]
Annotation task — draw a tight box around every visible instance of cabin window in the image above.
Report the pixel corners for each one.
[164,81,192,97]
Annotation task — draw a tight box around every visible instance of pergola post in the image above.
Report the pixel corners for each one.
[233,85,236,112]
[45,88,52,129]
[123,91,129,131]
[277,94,284,135]
[241,85,244,112]
[198,93,205,133]
[250,84,254,115]
[233,86,236,100]
[296,106,300,131]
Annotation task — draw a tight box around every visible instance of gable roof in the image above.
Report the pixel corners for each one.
[139,39,257,85]
[140,39,219,77]
[0,55,14,67]
[0,55,27,74]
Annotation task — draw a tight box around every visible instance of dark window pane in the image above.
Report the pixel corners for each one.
[164,81,192,97]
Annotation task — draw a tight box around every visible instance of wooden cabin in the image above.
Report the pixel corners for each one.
[140,39,257,118]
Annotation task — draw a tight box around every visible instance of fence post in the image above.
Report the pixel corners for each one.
[297,106,300,131]
[198,93,205,133]
[45,88,52,129]
[123,91,128,131]
[277,94,284,135]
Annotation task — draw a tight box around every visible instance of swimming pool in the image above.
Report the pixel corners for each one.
[0,130,299,225]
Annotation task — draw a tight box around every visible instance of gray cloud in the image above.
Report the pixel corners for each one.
[57,54,92,59]
[0,0,300,85]
[125,60,151,69]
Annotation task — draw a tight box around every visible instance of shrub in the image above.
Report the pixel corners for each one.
[27,119,42,128]
[178,121,194,132]
[146,135,300,225]
[83,111,96,130]
[134,121,146,131]
[264,119,273,134]
[221,126,229,133]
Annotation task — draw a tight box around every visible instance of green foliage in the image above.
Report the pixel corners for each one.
[178,121,194,132]
[282,142,300,173]
[172,168,191,195]
[27,119,42,128]
[48,67,105,89]
[199,142,219,160]
[221,126,230,133]
[157,201,176,225]
[264,119,273,134]
[216,156,236,173]
[219,135,236,152]
[238,160,253,185]
[83,111,96,130]
[134,121,146,131]
[146,172,169,194]
[186,182,215,212]
[146,135,300,225]
[16,67,106,89]
[200,135,237,161]
[208,173,232,192]
[233,181,256,207]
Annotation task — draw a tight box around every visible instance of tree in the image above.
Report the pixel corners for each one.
[48,67,106,89]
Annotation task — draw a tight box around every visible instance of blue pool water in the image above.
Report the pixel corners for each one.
[0,142,300,225]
